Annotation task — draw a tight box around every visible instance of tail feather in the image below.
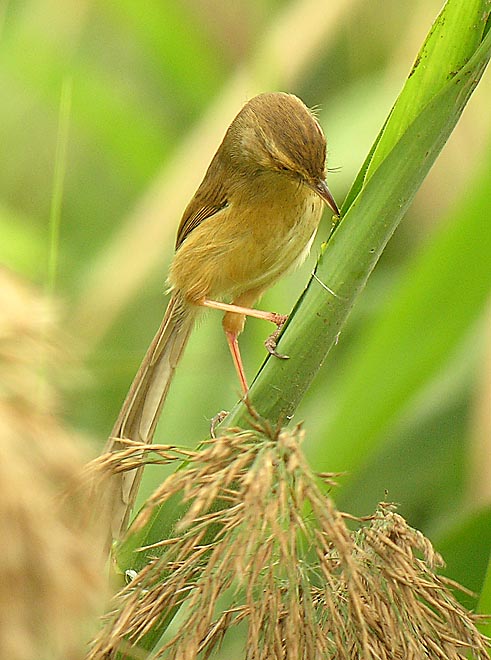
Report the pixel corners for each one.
[104,292,195,542]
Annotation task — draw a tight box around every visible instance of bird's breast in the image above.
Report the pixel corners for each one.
[222,178,324,295]
[169,175,325,303]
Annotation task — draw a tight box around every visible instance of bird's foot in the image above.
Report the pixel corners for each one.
[265,325,289,360]
[270,313,288,327]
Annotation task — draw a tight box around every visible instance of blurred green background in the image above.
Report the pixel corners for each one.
[2,0,490,619]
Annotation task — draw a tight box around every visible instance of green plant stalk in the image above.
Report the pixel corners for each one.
[365,0,488,179]
[314,152,491,478]
[114,1,491,655]
[230,27,491,428]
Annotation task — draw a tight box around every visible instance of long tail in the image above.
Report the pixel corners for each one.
[104,292,196,543]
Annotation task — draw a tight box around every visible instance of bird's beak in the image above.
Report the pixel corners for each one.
[310,178,340,217]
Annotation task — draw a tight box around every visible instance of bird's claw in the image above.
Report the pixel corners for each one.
[265,327,289,360]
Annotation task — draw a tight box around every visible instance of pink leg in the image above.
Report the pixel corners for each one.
[201,299,287,327]
[200,296,289,393]
[225,331,249,395]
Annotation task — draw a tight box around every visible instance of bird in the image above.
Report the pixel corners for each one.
[103,92,340,542]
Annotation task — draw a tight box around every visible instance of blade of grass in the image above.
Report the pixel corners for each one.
[39,77,72,411]
[46,76,71,296]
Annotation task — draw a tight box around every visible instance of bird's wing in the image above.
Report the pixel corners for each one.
[175,156,229,249]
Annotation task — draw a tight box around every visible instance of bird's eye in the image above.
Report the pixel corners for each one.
[278,164,289,172]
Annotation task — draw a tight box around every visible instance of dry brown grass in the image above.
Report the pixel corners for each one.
[89,413,489,659]
[0,269,106,660]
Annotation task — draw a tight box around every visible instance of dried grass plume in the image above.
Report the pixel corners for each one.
[89,413,489,659]
[0,269,106,660]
